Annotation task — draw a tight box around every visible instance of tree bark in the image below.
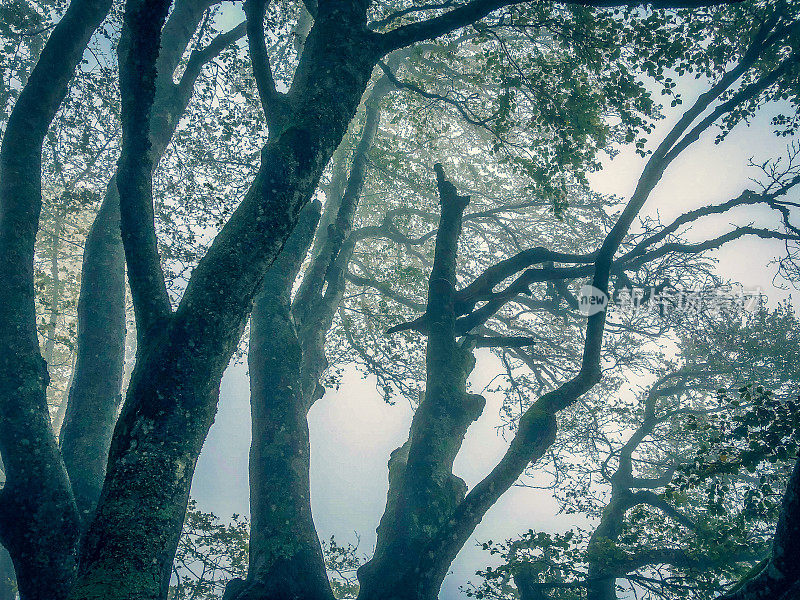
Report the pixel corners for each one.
[293,65,395,401]
[0,545,15,600]
[224,204,334,600]
[227,59,399,600]
[0,0,112,597]
[358,164,485,600]
[59,0,242,520]
[70,6,382,598]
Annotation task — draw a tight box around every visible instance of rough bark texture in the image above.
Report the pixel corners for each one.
[352,27,793,599]
[224,204,334,600]
[0,0,111,597]
[59,0,235,523]
[358,165,485,600]
[0,1,773,599]
[70,5,382,599]
[64,1,570,596]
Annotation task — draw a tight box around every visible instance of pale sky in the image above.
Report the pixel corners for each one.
[189,66,799,599]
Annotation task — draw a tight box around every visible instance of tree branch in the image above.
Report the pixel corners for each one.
[467,334,536,348]
[379,0,528,52]
[720,458,800,599]
[379,0,747,52]
[612,545,761,575]
[0,0,112,593]
[369,2,457,31]
[245,0,288,129]
[630,489,699,531]
[177,21,247,100]
[387,18,786,582]
[116,0,174,341]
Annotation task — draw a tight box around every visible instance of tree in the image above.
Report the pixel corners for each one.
[470,304,800,600]
[0,0,115,596]
[0,1,798,600]
[227,5,800,598]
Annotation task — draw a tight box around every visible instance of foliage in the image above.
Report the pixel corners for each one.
[169,502,364,600]
[472,305,800,600]
[669,384,800,520]
[464,529,589,600]
[170,500,250,600]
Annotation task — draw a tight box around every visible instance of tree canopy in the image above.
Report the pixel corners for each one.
[0,1,799,600]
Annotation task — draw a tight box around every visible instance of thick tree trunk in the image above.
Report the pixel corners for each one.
[70,9,381,598]
[58,0,235,521]
[59,183,126,519]
[358,165,484,600]
[0,0,112,597]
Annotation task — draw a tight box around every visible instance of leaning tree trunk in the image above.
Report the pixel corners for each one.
[0,0,112,597]
[59,0,240,520]
[69,5,382,598]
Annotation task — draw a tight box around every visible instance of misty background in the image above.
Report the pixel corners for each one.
[189,75,796,598]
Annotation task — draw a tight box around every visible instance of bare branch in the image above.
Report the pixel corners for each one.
[177,21,247,99]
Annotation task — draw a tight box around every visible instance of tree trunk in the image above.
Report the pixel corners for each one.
[225,204,335,600]
[58,0,234,521]
[59,182,126,519]
[584,491,628,600]
[0,545,15,600]
[228,65,396,599]
[0,0,112,597]
[70,12,381,597]
[357,165,484,600]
